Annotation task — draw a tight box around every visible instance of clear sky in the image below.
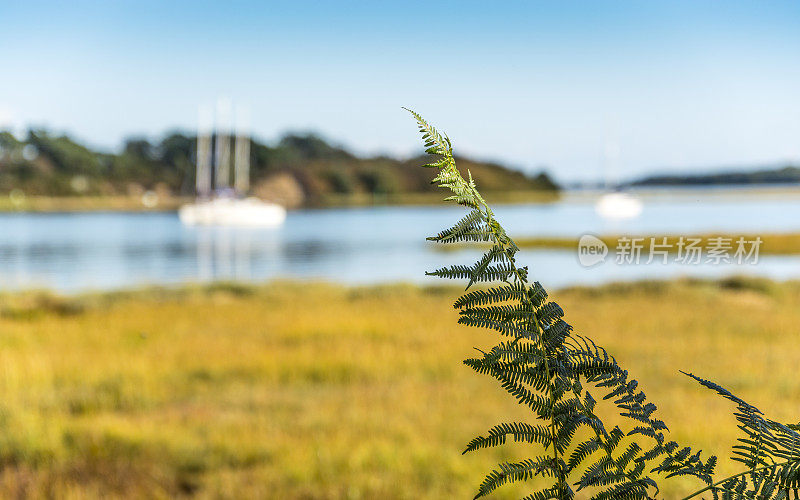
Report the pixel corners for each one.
[1,0,799,182]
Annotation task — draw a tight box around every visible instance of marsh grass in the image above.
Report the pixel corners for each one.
[0,278,798,498]
[514,233,800,254]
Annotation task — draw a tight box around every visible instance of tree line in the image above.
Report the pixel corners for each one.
[0,130,558,205]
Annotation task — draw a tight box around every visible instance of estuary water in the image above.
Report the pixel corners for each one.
[1,192,799,293]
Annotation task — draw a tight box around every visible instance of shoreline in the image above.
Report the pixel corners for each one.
[0,184,798,212]
[0,191,560,213]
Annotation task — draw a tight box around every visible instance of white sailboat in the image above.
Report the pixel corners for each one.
[595,191,643,219]
[594,140,642,220]
[179,102,286,227]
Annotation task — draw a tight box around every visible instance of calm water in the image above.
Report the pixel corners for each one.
[1,195,799,292]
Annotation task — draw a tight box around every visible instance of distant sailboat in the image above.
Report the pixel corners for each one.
[179,101,286,227]
[594,140,642,220]
[595,191,642,219]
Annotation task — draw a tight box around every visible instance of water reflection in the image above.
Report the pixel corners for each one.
[196,227,264,282]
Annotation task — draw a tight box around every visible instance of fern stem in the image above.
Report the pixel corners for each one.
[453,164,566,495]
[509,265,564,495]
[482,207,565,496]
[540,322,564,496]
[446,145,568,497]
[509,263,564,496]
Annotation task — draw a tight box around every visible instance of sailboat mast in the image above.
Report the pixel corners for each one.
[234,113,250,196]
[233,106,250,196]
[214,98,232,192]
[196,105,213,198]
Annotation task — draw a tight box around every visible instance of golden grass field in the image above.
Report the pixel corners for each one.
[0,278,798,498]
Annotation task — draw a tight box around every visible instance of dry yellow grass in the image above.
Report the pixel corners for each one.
[0,278,798,498]
[512,233,800,255]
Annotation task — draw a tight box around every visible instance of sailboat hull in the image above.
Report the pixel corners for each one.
[595,192,643,220]
[179,198,286,227]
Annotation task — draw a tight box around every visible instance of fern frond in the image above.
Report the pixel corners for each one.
[427,209,484,243]
[407,109,717,499]
[475,457,561,498]
[458,313,534,339]
[464,422,552,454]
[460,303,532,324]
[454,283,528,308]
[568,437,604,471]
[519,486,571,500]
[403,107,452,158]
[680,372,800,498]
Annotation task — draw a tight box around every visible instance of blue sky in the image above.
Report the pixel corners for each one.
[1,1,799,182]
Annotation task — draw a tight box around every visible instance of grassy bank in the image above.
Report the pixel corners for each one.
[436,232,800,255]
[0,191,560,212]
[0,278,798,498]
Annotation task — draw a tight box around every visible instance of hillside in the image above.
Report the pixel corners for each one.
[0,130,558,207]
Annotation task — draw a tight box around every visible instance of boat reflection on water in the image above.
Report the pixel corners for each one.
[194,225,282,283]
